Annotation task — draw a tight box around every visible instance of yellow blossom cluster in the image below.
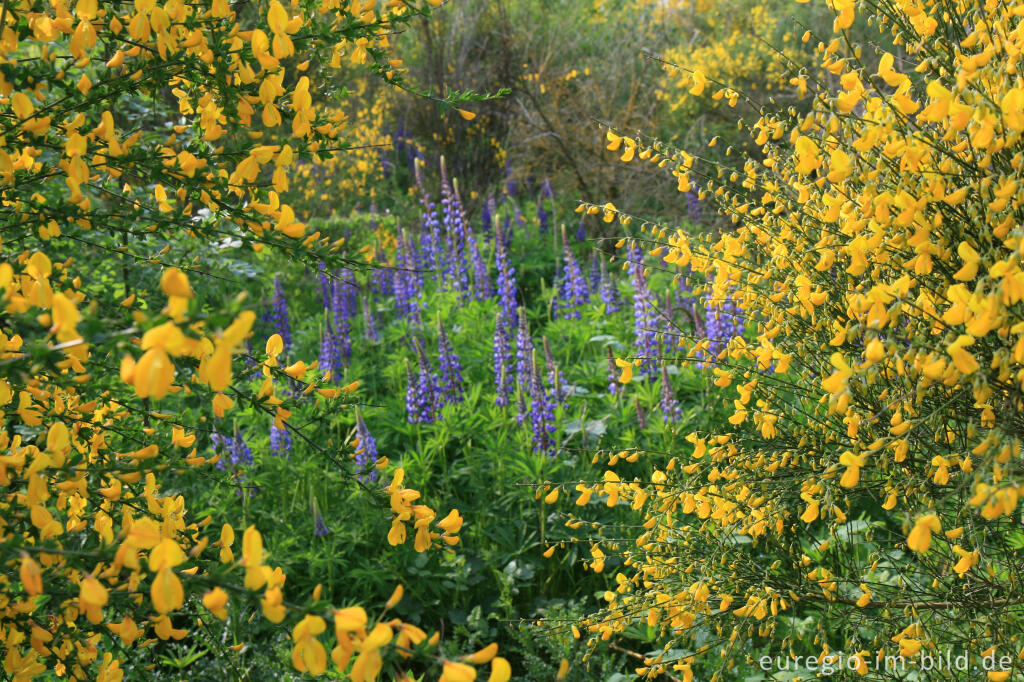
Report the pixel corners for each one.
[0,0,493,677]
[571,0,1024,677]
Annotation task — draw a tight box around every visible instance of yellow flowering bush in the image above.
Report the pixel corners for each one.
[657,0,816,117]
[0,0,510,678]
[577,0,1024,677]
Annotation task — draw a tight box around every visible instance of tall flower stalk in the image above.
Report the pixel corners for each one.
[353,407,379,481]
[495,220,518,328]
[493,313,513,406]
[406,338,439,423]
[394,229,422,326]
[318,313,339,380]
[514,308,535,425]
[437,316,464,404]
[554,225,590,320]
[361,295,380,343]
[696,274,745,369]
[528,350,556,456]
[439,160,471,297]
[270,420,293,457]
[415,161,444,279]
[543,337,567,406]
[600,259,621,314]
[271,274,292,353]
[330,270,355,367]
[629,246,660,374]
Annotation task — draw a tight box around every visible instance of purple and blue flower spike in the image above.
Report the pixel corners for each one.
[271,274,292,354]
[528,350,557,456]
[629,245,660,375]
[438,316,464,404]
[493,313,513,407]
[354,408,379,481]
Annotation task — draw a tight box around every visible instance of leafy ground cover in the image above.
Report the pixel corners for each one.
[162,166,730,678]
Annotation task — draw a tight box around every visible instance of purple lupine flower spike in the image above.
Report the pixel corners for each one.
[408,338,440,422]
[537,203,549,234]
[270,420,292,457]
[543,337,567,406]
[528,350,556,455]
[540,177,553,200]
[600,259,621,314]
[319,314,338,380]
[686,187,702,223]
[372,267,393,297]
[210,428,226,466]
[660,363,682,423]
[629,245,659,374]
[318,263,332,309]
[440,159,471,297]
[394,229,423,325]
[437,316,464,403]
[330,274,353,368]
[311,497,329,536]
[313,508,329,537]
[481,197,493,237]
[515,378,527,424]
[493,313,513,406]
[217,424,254,469]
[505,160,517,197]
[495,220,518,328]
[415,161,444,280]
[555,225,590,320]
[354,407,379,481]
[696,274,745,369]
[404,360,418,423]
[589,252,602,291]
[575,216,587,242]
[271,274,292,353]
[362,295,379,343]
[452,177,491,299]
[515,307,534,395]
[468,231,492,300]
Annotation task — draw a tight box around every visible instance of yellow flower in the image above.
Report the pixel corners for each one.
[488,657,512,682]
[20,557,43,596]
[463,642,498,664]
[689,70,707,96]
[150,567,184,614]
[838,451,866,488]
[202,588,229,620]
[261,587,286,623]
[615,357,633,384]
[907,513,941,554]
[334,606,367,632]
[291,615,328,675]
[160,267,193,298]
[440,661,477,682]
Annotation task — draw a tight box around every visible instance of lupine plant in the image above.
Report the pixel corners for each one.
[553,226,591,320]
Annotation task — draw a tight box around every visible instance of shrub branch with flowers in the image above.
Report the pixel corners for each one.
[0,0,513,678]
[570,0,1024,678]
